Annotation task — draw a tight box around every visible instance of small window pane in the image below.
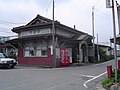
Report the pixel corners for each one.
[41,50,47,55]
[29,50,35,56]
[25,51,29,56]
[36,50,41,56]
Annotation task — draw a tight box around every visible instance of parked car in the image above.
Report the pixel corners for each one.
[0,53,17,68]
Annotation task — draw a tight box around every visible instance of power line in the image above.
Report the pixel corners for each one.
[0,30,13,34]
[94,0,100,7]
[0,27,13,34]
[46,0,52,17]
[79,14,91,26]
[46,0,52,12]
[0,20,26,25]
[0,27,10,29]
[94,8,111,16]
[94,0,104,10]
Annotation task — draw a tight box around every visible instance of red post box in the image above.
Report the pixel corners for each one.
[118,60,120,69]
[107,65,112,78]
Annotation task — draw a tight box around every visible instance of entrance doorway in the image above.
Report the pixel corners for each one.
[81,44,87,63]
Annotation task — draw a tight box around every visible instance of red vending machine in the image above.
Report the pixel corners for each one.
[60,48,70,66]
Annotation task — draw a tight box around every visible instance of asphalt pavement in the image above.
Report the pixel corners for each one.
[0,60,115,90]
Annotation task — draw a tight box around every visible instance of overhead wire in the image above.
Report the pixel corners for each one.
[79,14,91,27]
[93,0,104,9]
[94,8,111,16]
[80,0,92,8]
[0,0,112,36]
[0,20,26,35]
[0,27,10,29]
[0,26,14,35]
[46,0,52,12]
[79,0,112,43]
[0,19,26,25]
[78,0,111,26]
[94,8,112,22]
[45,0,52,17]
[0,29,13,34]
[93,0,100,6]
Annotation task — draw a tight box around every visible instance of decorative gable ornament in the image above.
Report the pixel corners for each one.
[26,14,52,26]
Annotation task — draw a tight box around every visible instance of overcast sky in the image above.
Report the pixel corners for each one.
[0,0,120,45]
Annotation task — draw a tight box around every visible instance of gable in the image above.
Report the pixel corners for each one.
[26,14,52,26]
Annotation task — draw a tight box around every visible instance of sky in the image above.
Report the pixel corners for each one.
[0,0,120,46]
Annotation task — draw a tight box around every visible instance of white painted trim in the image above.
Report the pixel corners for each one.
[83,71,107,88]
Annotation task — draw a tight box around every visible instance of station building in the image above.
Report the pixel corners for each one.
[8,15,93,67]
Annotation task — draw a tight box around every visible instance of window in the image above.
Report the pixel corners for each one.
[24,43,30,56]
[33,30,36,34]
[24,42,47,57]
[21,31,29,36]
[29,30,32,35]
[41,50,47,55]
[29,50,35,56]
[25,50,29,56]
[37,29,40,34]
[36,50,41,56]
[36,42,47,56]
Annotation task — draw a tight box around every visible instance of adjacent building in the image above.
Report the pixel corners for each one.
[98,44,113,56]
[0,36,17,59]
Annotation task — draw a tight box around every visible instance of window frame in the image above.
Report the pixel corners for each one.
[24,41,48,57]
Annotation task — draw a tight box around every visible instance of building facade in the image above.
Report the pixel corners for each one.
[8,15,93,67]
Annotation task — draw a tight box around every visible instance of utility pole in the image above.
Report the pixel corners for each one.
[116,1,120,49]
[52,0,56,68]
[111,0,118,82]
[97,33,100,61]
[110,36,112,56]
[110,36,112,47]
[116,1,120,33]
[92,6,95,60]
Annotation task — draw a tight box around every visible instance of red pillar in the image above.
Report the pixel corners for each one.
[107,65,112,78]
[118,60,120,69]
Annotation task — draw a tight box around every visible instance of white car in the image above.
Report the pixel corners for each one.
[0,53,17,68]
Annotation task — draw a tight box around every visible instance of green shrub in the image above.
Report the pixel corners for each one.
[101,77,114,86]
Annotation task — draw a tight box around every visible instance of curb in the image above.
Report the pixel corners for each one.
[96,82,106,90]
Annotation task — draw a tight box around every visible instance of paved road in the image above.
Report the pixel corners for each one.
[0,60,115,90]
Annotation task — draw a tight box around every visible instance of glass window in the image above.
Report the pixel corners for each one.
[29,30,32,35]
[33,30,36,34]
[29,50,35,56]
[36,50,41,56]
[41,50,47,55]
[25,50,29,56]
[24,41,47,57]
[37,29,40,34]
